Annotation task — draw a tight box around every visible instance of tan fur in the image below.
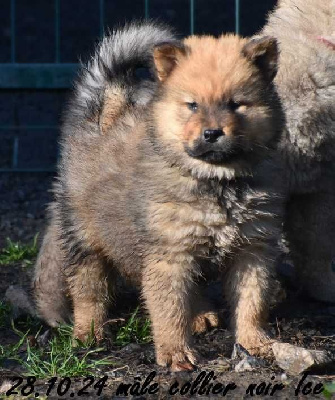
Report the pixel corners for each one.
[34,26,285,370]
[225,244,276,354]
[100,86,128,134]
[67,254,115,342]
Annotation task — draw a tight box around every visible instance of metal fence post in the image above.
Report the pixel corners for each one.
[190,0,195,34]
[235,0,240,34]
[10,0,16,63]
[55,0,60,62]
[144,0,149,19]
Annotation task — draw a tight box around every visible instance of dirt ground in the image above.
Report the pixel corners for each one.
[0,173,334,399]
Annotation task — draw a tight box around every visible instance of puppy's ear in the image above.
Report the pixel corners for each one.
[242,36,278,82]
[153,42,188,81]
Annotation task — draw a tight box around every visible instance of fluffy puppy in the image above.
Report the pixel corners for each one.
[34,22,285,370]
[261,0,335,302]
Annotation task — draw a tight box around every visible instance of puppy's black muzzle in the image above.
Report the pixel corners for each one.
[203,129,224,143]
[185,129,245,164]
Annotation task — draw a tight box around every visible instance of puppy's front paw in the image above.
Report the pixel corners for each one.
[156,346,199,371]
[237,329,273,357]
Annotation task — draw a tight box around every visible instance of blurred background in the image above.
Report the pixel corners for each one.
[0,0,276,245]
[0,0,277,172]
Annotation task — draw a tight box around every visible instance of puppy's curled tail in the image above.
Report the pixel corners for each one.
[68,22,176,133]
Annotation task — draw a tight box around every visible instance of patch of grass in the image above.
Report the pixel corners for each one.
[0,235,38,266]
[0,322,28,365]
[0,300,11,327]
[116,307,151,346]
[323,382,335,399]
[1,323,116,378]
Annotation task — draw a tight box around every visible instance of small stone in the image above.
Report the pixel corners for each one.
[120,343,141,354]
[235,356,266,372]
[272,342,333,375]
[280,373,288,381]
[231,343,251,360]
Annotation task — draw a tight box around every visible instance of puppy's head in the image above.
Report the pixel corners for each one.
[152,35,283,179]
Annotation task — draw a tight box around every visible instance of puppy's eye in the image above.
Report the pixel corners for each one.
[187,102,198,112]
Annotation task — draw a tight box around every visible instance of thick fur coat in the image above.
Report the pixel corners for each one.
[34,22,285,370]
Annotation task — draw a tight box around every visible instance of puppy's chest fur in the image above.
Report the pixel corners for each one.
[148,176,266,261]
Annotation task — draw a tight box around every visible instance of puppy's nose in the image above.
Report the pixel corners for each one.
[203,129,224,143]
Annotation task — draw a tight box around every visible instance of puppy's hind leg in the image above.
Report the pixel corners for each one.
[65,253,115,343]
[33,218,71,327]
